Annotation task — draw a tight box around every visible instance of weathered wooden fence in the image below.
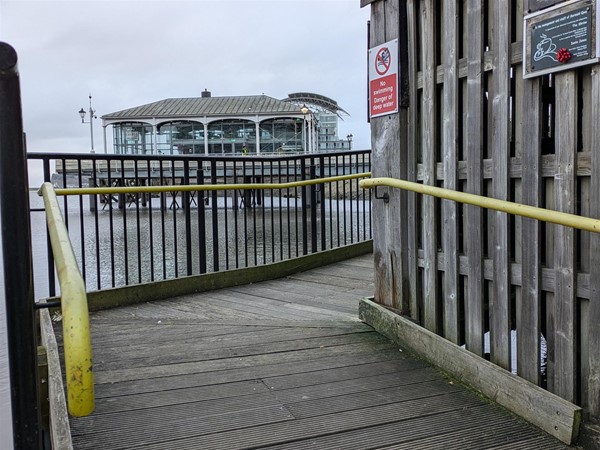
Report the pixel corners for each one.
[363,0,600,424]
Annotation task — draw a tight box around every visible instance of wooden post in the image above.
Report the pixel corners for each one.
[588,65,600,419]
[441,0,459,344]
[465,0,485,356]
[405,0,419,320]
[490,0,512,371]
[553,71,578,403]
[519,77,543,385]
[420,0,439,333]
[369,0,407,311]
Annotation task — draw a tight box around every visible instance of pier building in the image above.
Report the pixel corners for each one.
[101,91,351,155]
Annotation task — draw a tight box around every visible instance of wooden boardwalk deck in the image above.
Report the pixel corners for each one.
[63,254,571,449]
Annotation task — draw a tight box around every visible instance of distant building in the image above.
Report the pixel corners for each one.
[100,91,351,155]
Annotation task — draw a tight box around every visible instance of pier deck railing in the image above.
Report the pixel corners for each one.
[38,182,94,420]
[359,176,600,444]
[27,151,372,298]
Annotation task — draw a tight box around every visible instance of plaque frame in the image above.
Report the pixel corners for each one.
[523,0,599,78]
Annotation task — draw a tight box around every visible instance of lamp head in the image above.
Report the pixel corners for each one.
[78,108,86,122]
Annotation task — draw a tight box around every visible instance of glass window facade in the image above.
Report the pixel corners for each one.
[259,118,304,153]
[207,119,255,154]
[157,121,204,155]
[109,115,319,154]
[112,122,154,155]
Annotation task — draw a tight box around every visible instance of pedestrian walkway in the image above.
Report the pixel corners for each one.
[61,255,570,449]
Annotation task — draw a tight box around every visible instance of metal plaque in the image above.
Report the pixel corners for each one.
[523,0,599,78]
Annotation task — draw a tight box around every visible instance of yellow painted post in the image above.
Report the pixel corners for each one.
[38,183,94,417]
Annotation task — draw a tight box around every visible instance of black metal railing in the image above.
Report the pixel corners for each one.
[28,151,372,297]
[1,41,43,449]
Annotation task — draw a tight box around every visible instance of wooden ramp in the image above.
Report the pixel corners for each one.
[62,255,570,449]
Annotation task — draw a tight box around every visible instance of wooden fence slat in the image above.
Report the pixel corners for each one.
[544,177,556,389]
[588,65,600,417]
[464,0,484,356]
[420,0,439,333]
[491,0,512,370]
[441,0,459,344]
[578,70,592,412]
[396,0,411,315]
[519,77,542,385]
[553,72,578,403]
[406,0,419,320]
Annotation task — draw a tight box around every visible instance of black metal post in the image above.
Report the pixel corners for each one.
[183,160,193,276]
[210,160,219,271]
[300,159,308,255]
[197,169,207,274]
[0,42,42,449]
[309,161,318,253]
[319,156,326,251]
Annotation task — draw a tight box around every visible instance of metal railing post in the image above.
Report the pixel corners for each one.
[309,160,318,253]
[300,159,309,255]
[0,41,42,449]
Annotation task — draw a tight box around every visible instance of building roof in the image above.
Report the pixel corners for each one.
[282,92,349,117]
[102,95,302,121]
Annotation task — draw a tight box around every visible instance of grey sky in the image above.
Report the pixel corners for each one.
[0,0,371,161]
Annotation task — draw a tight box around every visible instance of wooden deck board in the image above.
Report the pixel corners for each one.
[65,254,570,449]
[94,331,391,371]
[93,349,408,398]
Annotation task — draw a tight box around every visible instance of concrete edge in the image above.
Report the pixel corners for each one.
[82,241,373,311]
[39,307,73,450]
[358,297,582,446]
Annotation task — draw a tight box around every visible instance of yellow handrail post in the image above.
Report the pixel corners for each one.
[38,182,94,417]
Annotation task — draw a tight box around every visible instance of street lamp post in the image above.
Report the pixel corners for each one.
[78,94,96,153]
[347,133,353,150]
[300,104,309,153]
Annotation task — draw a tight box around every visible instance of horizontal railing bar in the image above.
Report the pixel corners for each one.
[38,182,94,417]
[27,149,369,163]
[54,172,372,196]
[360,177,600,234]
[34,301,61,309]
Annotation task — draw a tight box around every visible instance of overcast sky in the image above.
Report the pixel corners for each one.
[0,0,371,161]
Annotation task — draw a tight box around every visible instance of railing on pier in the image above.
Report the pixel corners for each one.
[38,183,94,418]
[28,151,372,297]
[360,176,600,444]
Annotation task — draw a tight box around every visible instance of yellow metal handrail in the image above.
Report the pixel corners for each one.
[360,177,600,233]
[33,172,371,417]
[53,172,371,196]
[38,182,94,417]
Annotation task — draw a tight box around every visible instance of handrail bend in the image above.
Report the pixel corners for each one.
[360,177,600,234]
[38,182,94,417]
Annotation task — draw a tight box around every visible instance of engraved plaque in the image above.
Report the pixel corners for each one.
[524,0,599,78]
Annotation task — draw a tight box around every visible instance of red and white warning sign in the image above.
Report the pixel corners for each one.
[368,39,398,118]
